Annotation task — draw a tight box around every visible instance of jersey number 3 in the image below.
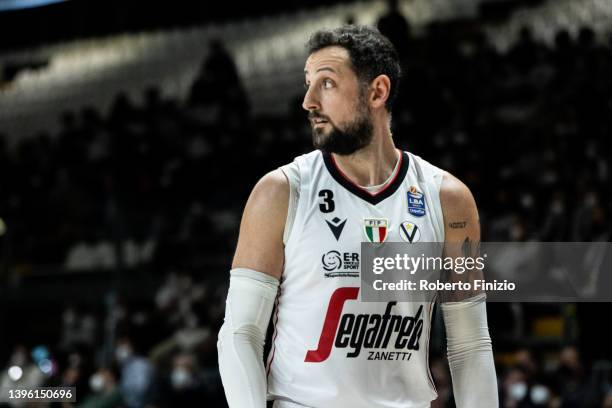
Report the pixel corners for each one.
[318,189,335,213]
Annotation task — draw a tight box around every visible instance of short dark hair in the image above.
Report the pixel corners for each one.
[306,25,401,112]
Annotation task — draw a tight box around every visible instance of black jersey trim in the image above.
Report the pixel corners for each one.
[322,150,410,205]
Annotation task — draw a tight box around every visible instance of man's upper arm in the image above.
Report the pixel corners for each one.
[231,169,289,280]
[440,171,480,246]
[439,172,498,407]
[440,171,483,300]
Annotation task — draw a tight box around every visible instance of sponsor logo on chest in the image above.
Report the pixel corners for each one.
[304,288,425,362]
[321,250,360,278]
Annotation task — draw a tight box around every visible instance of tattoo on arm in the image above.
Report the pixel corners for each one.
[449,221,467,229]
[462,237,470,258]
[462,237,481,258]
[442,237,479,301]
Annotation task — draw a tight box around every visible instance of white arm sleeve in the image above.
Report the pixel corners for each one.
[441,293,499,407]
[217,268,279,408]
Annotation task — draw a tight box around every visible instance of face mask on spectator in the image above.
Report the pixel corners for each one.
[89,373,106,393]
[530,385,550,405]
[115,345,132,363]
[509,381,527,401]
[10,350,27,367]
[171,368,193,389]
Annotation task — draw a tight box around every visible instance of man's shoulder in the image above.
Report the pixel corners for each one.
[252,169,289,202]
[404,151,473,205]
[406,151,445,174]
[439,171,478,215]
[404,151,447,194]
[285,149,322,167]
[278,149,322,180]
[248,151,325,207]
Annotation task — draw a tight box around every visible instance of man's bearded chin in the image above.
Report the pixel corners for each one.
[312,114,373,156]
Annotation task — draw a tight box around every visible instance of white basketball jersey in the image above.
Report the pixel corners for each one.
[267,150,446,408]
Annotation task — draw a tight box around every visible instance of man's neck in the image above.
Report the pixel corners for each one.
[330,127,398,187]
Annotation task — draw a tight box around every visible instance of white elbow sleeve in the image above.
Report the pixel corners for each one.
[217,268,279,408]
[441,294,499,407]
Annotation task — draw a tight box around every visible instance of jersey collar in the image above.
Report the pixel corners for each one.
[322,150,410,205]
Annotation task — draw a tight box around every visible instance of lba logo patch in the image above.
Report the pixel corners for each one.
[407,186,426,217]
[399,221,421,243]
[363,218,388,243]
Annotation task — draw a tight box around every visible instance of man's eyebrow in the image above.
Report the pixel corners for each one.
[303,67,337,74]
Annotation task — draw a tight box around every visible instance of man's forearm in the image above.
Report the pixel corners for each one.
[218,268,279,408]
[441,294,499,407]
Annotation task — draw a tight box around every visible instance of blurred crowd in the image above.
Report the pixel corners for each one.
[1,271,228,407]
[430,346,612,408]
[1,2,612,407]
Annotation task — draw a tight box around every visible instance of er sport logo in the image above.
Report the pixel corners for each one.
[321,251,360,278]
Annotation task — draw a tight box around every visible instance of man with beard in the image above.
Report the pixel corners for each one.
[217,25,498,407]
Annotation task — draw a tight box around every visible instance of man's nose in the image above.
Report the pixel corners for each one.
[302,86,320,112]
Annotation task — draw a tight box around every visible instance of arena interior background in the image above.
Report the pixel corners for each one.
[0,0,611,406]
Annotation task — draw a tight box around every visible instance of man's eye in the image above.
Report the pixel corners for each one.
[323,79,334,89]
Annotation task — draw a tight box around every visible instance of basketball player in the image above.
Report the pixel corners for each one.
[218,25,498,407]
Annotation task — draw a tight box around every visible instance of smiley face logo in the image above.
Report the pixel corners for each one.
[322,251,342,271]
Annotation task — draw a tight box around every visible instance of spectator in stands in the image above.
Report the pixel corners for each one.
[554,346,589,406]
[189,38,250,119]
[166,353,208,405]
[81,367,122,408]
[114,335,155,408]
[377,0,411,58]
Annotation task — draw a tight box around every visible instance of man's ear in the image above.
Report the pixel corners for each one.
[369,75,391,109]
